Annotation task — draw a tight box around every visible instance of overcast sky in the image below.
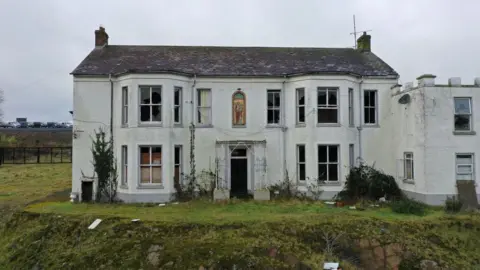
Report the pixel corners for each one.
[0,0,478,121]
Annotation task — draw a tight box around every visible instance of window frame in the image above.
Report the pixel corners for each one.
[138,85,163,125]
[174,145,183,186]
[121,86,128,126]
[348,88,354,127]
[296,144,306,184]
[138,145,163,187]
[363,90,378,125]
[296,88,306,125]
[349,144,354,168]
[121,145,128,187]
[267,89,282,125]
[317,144,340,182]
[174,86,183,126]
[196,88,212,126]
[455,153,475,181]
[403,152,414,180]
[453,97,473,132]
[317,87,339,125]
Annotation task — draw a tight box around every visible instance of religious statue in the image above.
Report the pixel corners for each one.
[232,90,246,126]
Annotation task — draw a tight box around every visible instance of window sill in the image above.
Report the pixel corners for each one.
[196,124,213,128]
[453,130,476,135]
[403,179,415,184]
[138,123,163,127]
[137,184,164,189]
[295,123,306,128]
[121,124,128,128]
[232,125,247,128]
[173,124,183,128]
[362,124,380,128]
[119,184,128,189]
[319,181,342,186]
[297,181,306,186]
[316,123,341,127]
[265,124,282,129]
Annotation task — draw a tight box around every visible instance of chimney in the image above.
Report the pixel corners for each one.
[448,77,461,86]
[417,74,436,87]
[357,32,371,52]
[474,78,480,87]
[95,25,109,48]
[390,83,402,94]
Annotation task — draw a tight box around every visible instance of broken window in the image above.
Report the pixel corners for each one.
[174,87,182,125]
[139,146,162,185]
[296,88,305,124]
[454,97,472,131]
[197,89,212,125]
[296,144,306,183]
[403,152,414,180]
[364,90,377,125]
[140,86,162,123]
[317,88,338,124]
[267,90,281,124]
[456,154,474,181]
[318,145,339,182]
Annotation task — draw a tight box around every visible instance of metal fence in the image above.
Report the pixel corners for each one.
[0,147,72,165]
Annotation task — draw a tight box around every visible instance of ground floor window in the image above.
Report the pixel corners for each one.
[174,145,182,185]
[121,145,128,186]
[456,153,474,181]
[404,152,414,180]
[318,145,339,182]
[296,144,306,183]
[139,146,162,184]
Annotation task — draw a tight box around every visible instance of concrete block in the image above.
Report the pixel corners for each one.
[254,190,271,201]
[213,189,230,200]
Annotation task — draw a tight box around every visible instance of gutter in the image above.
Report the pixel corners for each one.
[109,74,114,136]
[357,77,364,164]
[281,76,287,179]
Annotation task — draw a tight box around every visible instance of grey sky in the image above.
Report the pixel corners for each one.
[0,0,478,121]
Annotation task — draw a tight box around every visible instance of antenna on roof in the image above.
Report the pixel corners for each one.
[350,15,372,49]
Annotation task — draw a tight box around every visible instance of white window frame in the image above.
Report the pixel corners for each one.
[296,144,306,184]
[138,146,163,186]
[453,97,472,132]
[348,88,354,127]
[317,144,340,182]
[139,85,162,124]
[363,90,378,125]
[296,88,306,125]
[196,89,212,126]
[317,87,339,124]
[455,153,475,181]
[174,86,182,125]
[267,89,281,125]
[403,152,414,180]
[174,145,183,185]
[121,86,128,126]
[349,144,354,168]
[121,145,128,186]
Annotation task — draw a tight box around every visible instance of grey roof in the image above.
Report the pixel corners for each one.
[71,45,398,77]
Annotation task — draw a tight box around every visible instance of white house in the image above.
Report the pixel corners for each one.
[70,26,478,205]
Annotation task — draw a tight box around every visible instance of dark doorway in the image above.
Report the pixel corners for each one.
[230,148,248,198]
[81,181,93,202]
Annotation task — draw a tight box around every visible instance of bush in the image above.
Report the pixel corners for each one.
[445,196,463,213]
[390,199,427,216]
[335,164,403,202]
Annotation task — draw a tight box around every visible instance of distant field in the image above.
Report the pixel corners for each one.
[0,129,72,146]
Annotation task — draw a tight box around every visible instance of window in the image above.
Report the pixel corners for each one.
[174,87,182,125]
[364,90,377,125]
[349,144,354,168]
[348,88,354,126]
[174,145,182,186]
[404,152,414,180]
[454,97,472,131]
[121,146,128,186]
[139,86,162,123]
[318,145,339,182]
[267,90,281,124]
[296,145,306,183]
[456,154,474,181]
[197,89,212,125]
[296,88,305,124]
[121,86,128,126]
[317,87,338,124]
[139,146,162,185]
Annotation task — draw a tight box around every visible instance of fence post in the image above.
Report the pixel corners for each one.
[60,148,63,163]
[50,148,53,163]
[23,147,26,164]
[12,148,15,164]
[37,147,40,164]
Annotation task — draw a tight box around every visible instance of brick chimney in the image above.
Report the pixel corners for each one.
[95,26,109,48]
[357,32,371,52]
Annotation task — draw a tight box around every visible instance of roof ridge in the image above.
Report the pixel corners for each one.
[107,44,356,50]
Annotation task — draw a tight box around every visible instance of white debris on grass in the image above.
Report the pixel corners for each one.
[158,203,166,207]
[172,202,179,205]
[88,219,102,230]
[132,219,140,222]
[323,262,339,269]
[349,206,356,210]
[324,201,335,205]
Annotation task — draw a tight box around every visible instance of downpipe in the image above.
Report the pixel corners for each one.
[281,76,287,180]
[357,77,364,165]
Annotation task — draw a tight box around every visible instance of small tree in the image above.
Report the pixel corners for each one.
[91,128,118,203]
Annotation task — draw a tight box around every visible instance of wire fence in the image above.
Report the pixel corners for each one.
[0,147,72,165]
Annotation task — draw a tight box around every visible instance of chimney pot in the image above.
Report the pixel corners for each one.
[474,78,480,87]
[448,77,461,86]
[357,32,371,52]
[416,74,436,87]
[95,26,109,48]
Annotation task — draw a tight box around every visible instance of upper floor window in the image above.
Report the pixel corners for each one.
[121,87,128,126]
[364,90,378,125]
[348,88,354,126]
[317,87,338,124]
[456,153,474,181]
[174,87,182,125]
[296,88,305,125]
[139,86,162,123]
[454,97,472,132]
[197,89,212,126]
[267,90,281,125]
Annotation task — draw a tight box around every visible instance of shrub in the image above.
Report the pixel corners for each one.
[445,196,463,213]
[390,199,427,216]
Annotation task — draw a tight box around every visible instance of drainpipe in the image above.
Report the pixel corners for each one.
[281,76,287,179]
[191,74,197,125]
[109,74,114,136]
[357,76,364,164]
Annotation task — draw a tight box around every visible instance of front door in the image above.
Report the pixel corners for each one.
[81,181,93,202]
[230,148,248,198]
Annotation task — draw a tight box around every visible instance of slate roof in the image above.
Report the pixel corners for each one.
[71,45,398,77]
